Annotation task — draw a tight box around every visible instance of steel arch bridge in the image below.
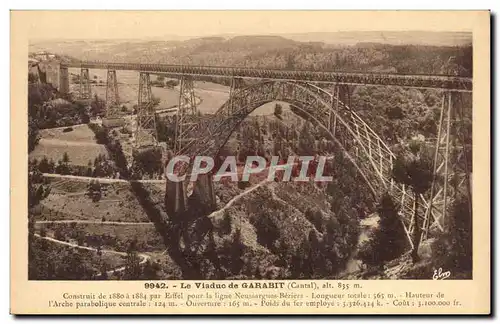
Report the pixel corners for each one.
[60,61,472,250]
[176,80,438,248]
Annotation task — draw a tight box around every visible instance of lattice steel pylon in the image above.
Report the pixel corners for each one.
[105,69,121,118]
[327,83,354,152]
[327,84,351,134]
[229,77,245,116]
[421,90,472,240]
[135,72,158,148]
[174,76,198,153]
[79,68,91,101]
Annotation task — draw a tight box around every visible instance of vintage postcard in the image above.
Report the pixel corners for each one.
[10,10,490,315]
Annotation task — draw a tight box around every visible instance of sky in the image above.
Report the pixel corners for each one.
[15,10,480,41]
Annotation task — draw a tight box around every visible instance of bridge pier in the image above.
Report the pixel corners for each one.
[165,178,187,217]
[421,90,472,240]
[79,68,91,101]
[174,76,198,152]
[105,69,120,118]
[135,72,158,148]
[59,66,69,95]
[192,173,217,214]
[165,174,217,220]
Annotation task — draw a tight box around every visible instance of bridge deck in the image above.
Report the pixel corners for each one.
[63,61,472,91]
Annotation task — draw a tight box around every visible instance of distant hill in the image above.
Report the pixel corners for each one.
[274,31,472,47]
[29,32,472,76]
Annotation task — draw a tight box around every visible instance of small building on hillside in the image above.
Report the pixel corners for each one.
[33,51,56,61]
[90,116,103,126]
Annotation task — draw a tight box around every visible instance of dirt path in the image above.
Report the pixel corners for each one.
[39,138,104,147]
[35,220,154,225]
[41,124,87,131]
[42,173,165,184]
[34,233,150,277]
[205,160,305,220]
[207,179,273,220]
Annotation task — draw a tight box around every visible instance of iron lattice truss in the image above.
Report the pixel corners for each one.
[174,77,199,152]
[421,91,472,240]
[135,72,158,148]
[175,80,469,248]
[65,62,473,91]
[79,68,92,101]
[105,69,121,118]
[228,77,246,115]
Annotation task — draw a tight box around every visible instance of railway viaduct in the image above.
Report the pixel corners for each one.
[53,61,472,249]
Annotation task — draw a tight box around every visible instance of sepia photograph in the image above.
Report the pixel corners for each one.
[26,28,473,281]
[10,10,490,315]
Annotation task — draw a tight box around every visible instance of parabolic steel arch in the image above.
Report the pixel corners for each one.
[174,80,423,247]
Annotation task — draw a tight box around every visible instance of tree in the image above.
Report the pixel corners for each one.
[386,106,404,119]
[254,267,262,279]
[28,117,40,153]
[76,231,86,246]
[295,234,314,278]
[253,213,280,252]
[219,211,232,236]
[151,79,165,87]
[298,123,316,156]
[86,160,93,177]
[431,194,472,277]
[55,160,66,175]
[165,79,179,88]
[54,228,65,241]
[229,229,245,275]
[141,260,160,280]
[124,249,142,280]
[37,156,51,173]
[132,147,163,177]
[447,195,472,273]
[90,94,106,117]
[100,264,109,279]
[62,152,70,165]
[93,154,114,178]
[151,96,161,107]
[28,171,51,209]
[392,140,433,263]
[28,72,39,83]
[86,180,102,202]
[204,230,223,279]
[358,194,407,267]
[48,159,56,173]
[274,103,283,118]
[305,208,324,232]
